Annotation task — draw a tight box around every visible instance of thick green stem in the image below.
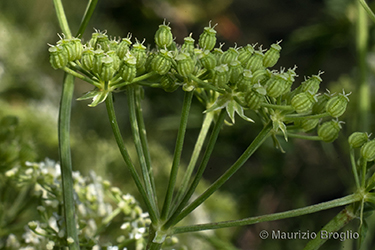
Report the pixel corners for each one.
[105,93,158,223]
[350,148,361,189]
[52,0,72,38]
[58,74,79,249]
[164,122,273,229]
[127,85,159,217]
[161,91,194,220]
[359,0,375,24]
[172,194,360,234]
[165,110,225,226]
[302,205,357,250]
[171,112,214,214]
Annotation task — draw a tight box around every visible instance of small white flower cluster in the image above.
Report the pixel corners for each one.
[3,159,151,249]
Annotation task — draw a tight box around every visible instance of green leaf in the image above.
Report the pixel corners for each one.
[77,88,109,107]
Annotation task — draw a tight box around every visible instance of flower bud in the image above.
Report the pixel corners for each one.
[361,139,375,161]
[291,92,316,113]
[263,41,281,68]
[228,60,243,84]
[212,64,229,88]
[244,50,265,72]
[318,120,342,142]
[48,45,68,69]
[238,44,255,67]
[348,132,369,148]
[199,22,217,51]
[219,47,239,65]
[100,56,114,82]
[119,53,137,82]
[151,49,173,75]
[236,70,253,92]
[325,91,350,118]
[176,52,195,77]
[81,47,94,71]
[181,34,195,55]
[116,36,132,59]
[301,71,323,95]
[198,50,217,70]
[155,22,173,48]
[245,84,266,110]
[265,73,288,98]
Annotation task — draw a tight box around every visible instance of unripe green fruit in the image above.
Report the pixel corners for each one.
[228,60,243,84]
[70,37,83,61]
[300,118,320,132]
[181,35,195,55]
[199,22,217,51]
[96,33,110,52]
[236,70,253,92]
[160,74,179,92]
[49,45,68,69]
[58,38,78,62]
[318,120,341,142]
[301,72,323,95]
[265,73,288,98]
[219,47,239,65]
[245,85,266,110]
[238,44,255,67]
[89,32,99,48]
[92,49,105,74]
[212,64,229,88]
[263,41,281,68]
[100,56,114,82]
[325,92,349,118]
[151,49,173,75]
[81,47,94,71]
[291,92,316,113]
[348,132,369,148]
[244,50,265,72]
[131,41,147,69]
[176,52,195,77]
[107,50,121,71]
[116,37,132,59]
[155,23,173,48]
[361,139,375,161]
[312,93,330,114]
[119,53,137,82]
[251,68,269,85]
[198,50,217,70]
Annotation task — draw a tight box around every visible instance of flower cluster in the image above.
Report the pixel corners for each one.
[48,21,350,145]
[4,159,188,249]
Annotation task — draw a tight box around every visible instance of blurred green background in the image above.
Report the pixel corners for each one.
[1,0,375,249]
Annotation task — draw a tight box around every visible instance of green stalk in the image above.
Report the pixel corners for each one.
[58,74,80,249]
[171,112,214,214]
[76,0,99,37]
[62,66,101,88]
[160,91,194,220]
[302,205,357,250]
[52,0,72,38]
[359,0,375,24]
[105,92,158,223]
[350,148,361,189]
[164,122,273,229]
[172,194,360,234]
[165,110,225,225]
[357,0,370,132]
[127,85,159,217]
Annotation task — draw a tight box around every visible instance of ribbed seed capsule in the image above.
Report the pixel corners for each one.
[301,72,323,94]
[181,35,195,55]
[81,47,94,71]
[300,118,320,132]
[116,37,132,59]
[199,22,217,51]
[92,49,105,74]
[236,70,253,92]
[244,50,265,72]
[281,67,297,95]
[238,44,255,67]
[100,56,114,82]
[58,38,76,62]
[263,41,282,68]
[312,93,330,114]
[151,49,173,75]
[198,50,217,70]
[96,33,110,52]
[251,68,269,85]
[348,132,369,148]
[325,92,350,118]
[228,60,243,84]
[107,50,121,71]
[155,22,173,48]
[89,32,99,48]
[361,139,375,161]
[70,38,83,61]
[176,52,195,77]
[160,74,179,92]
[48,45,68,69]
[245,84,266,110]
[212,47,224,61]
[318,120,342,142]
[119,53,137,82]
[131,41,147,69]
[291,92,316,113]
[213,64,229,88]
[265,73,288,98]
[109,39,118,51]
[219,47,239,65]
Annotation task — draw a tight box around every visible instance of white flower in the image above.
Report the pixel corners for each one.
[46,241,55,250]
